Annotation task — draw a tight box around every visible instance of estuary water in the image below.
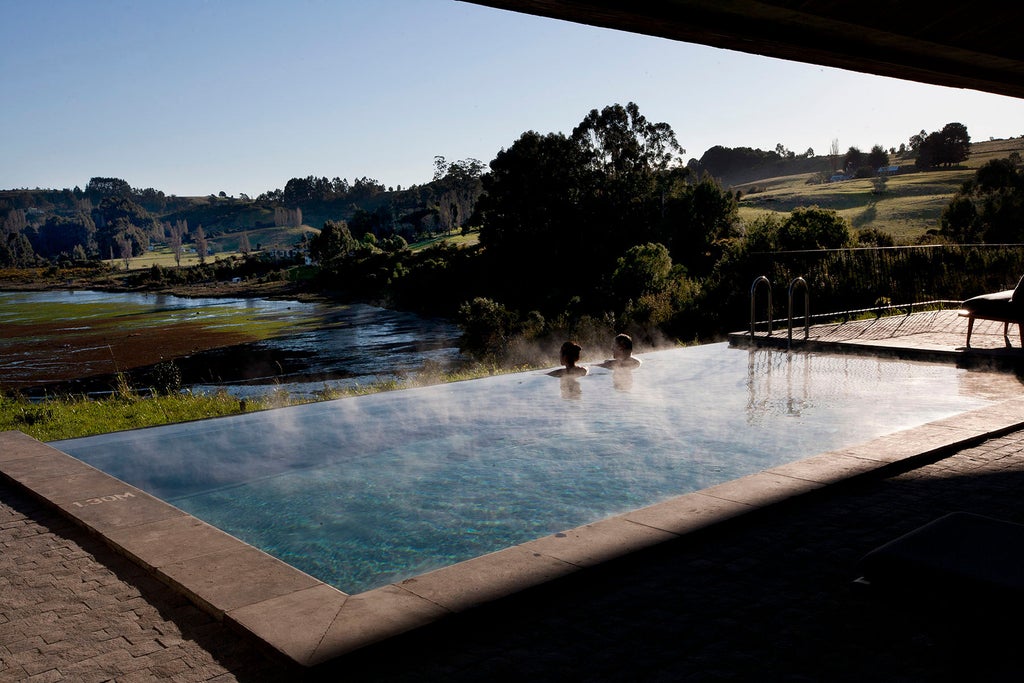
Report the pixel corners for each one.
[0,289,463,399]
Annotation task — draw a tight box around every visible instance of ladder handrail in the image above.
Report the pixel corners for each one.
[787,277,809,348]
[750,276,772,337]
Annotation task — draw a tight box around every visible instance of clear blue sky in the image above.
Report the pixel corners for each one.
[5,0,1024,198]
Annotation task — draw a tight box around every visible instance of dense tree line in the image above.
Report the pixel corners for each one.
[691,145,827,186]
[0,165,479,266]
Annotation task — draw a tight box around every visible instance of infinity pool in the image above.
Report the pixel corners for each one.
[54,343,1024,593]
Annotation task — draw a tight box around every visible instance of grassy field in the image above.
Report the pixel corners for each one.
[409,229,480,251]
[105,224,319,271]
[108,224,478,271]
[736,138,1024,242]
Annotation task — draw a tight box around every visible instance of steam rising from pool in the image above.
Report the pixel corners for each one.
[55,343,1024,593]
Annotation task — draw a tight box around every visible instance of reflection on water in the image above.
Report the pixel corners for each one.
[611,366,635,392]
[0,290,463,399]
[189,304,462,399]
[559,375,583,399]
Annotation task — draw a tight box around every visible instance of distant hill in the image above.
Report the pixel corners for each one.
[729,138,1024,243]
[5,137,1024,262]
[690,145,831,187]
[0,173,471,266]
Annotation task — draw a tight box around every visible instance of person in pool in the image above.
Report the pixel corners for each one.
[548,341,589,377]
[597,333,642,370]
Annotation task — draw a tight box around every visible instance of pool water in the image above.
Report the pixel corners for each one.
[54,343,1024,593]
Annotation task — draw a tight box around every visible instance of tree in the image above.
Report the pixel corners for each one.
[194,225,208,263]
[457,297,520,362]
[238,231,252,255]
[746,206,853,251]
[85,177,132,201]
[659,173,738,275]
[694,146,781,181]
[32,213,96,259]
[308,220,356,270]
[868,144,889,170]
[909,130,927,152]
[938,122,971,165]
[570,102,686,266]
[939,196,982,242]
[571,102,684,180]
[273,207,303,228]
[916,122,971,169]
[611,242,674,304]
[477,102,739,316]
[857,227,896,247]
[0,231,36,267]
[476,129,593,309]
[431,157,485,235]
[843,147,864,173]
[116,233,133,269]
[169,220,187,266]
[92,195,155,256]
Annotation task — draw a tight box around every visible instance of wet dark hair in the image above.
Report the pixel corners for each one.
[614,333,633,352]
[560,341,582,364]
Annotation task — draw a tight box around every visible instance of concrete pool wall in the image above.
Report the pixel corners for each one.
[5,394,1024,667]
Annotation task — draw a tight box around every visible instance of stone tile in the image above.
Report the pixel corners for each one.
[699,470,824,507]
[48,481,186,534]
[0,431,60,463]
[928,403,1024,435]
[0,449,101,487]
[12,468,136,504]
[623,491,755,534]
[104,516,243,571]
[766,451,885,484]
[157,544,321,616]
[842,423,971,463]
[226,583,348,666]
[310,584,450,665]
[519,516,677,567]
[393,545,577,614]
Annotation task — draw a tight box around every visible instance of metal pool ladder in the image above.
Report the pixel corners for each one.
[787,276,809,349]
[749,276,772,337]
[749,276,811,348]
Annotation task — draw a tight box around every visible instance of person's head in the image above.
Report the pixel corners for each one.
[560,341,582,367]
[612,333,633,359]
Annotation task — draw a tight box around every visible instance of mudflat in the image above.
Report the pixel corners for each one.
[0,287,326,394]
[1,316,259,389]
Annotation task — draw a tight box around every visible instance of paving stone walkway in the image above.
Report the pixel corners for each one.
[0,485,291,683]
[5,427,1024,681]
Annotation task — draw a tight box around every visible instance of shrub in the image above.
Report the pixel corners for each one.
[458,297,519,361]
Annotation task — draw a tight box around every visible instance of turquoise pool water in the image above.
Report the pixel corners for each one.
[54,343,1023,593]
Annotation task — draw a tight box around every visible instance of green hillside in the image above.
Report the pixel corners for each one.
[734,138,1024,243]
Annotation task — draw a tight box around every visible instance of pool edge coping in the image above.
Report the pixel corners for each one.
[4,396,1024,667]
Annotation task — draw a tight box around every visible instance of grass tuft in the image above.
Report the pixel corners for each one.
[0,361,540,442]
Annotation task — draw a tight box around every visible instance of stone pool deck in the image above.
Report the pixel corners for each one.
[731,307,1024,363]
[4,309,1024,681]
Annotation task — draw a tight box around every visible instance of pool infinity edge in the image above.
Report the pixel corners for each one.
[4,398,1024,667]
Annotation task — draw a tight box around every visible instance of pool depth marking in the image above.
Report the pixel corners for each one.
[71,491,136,507]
